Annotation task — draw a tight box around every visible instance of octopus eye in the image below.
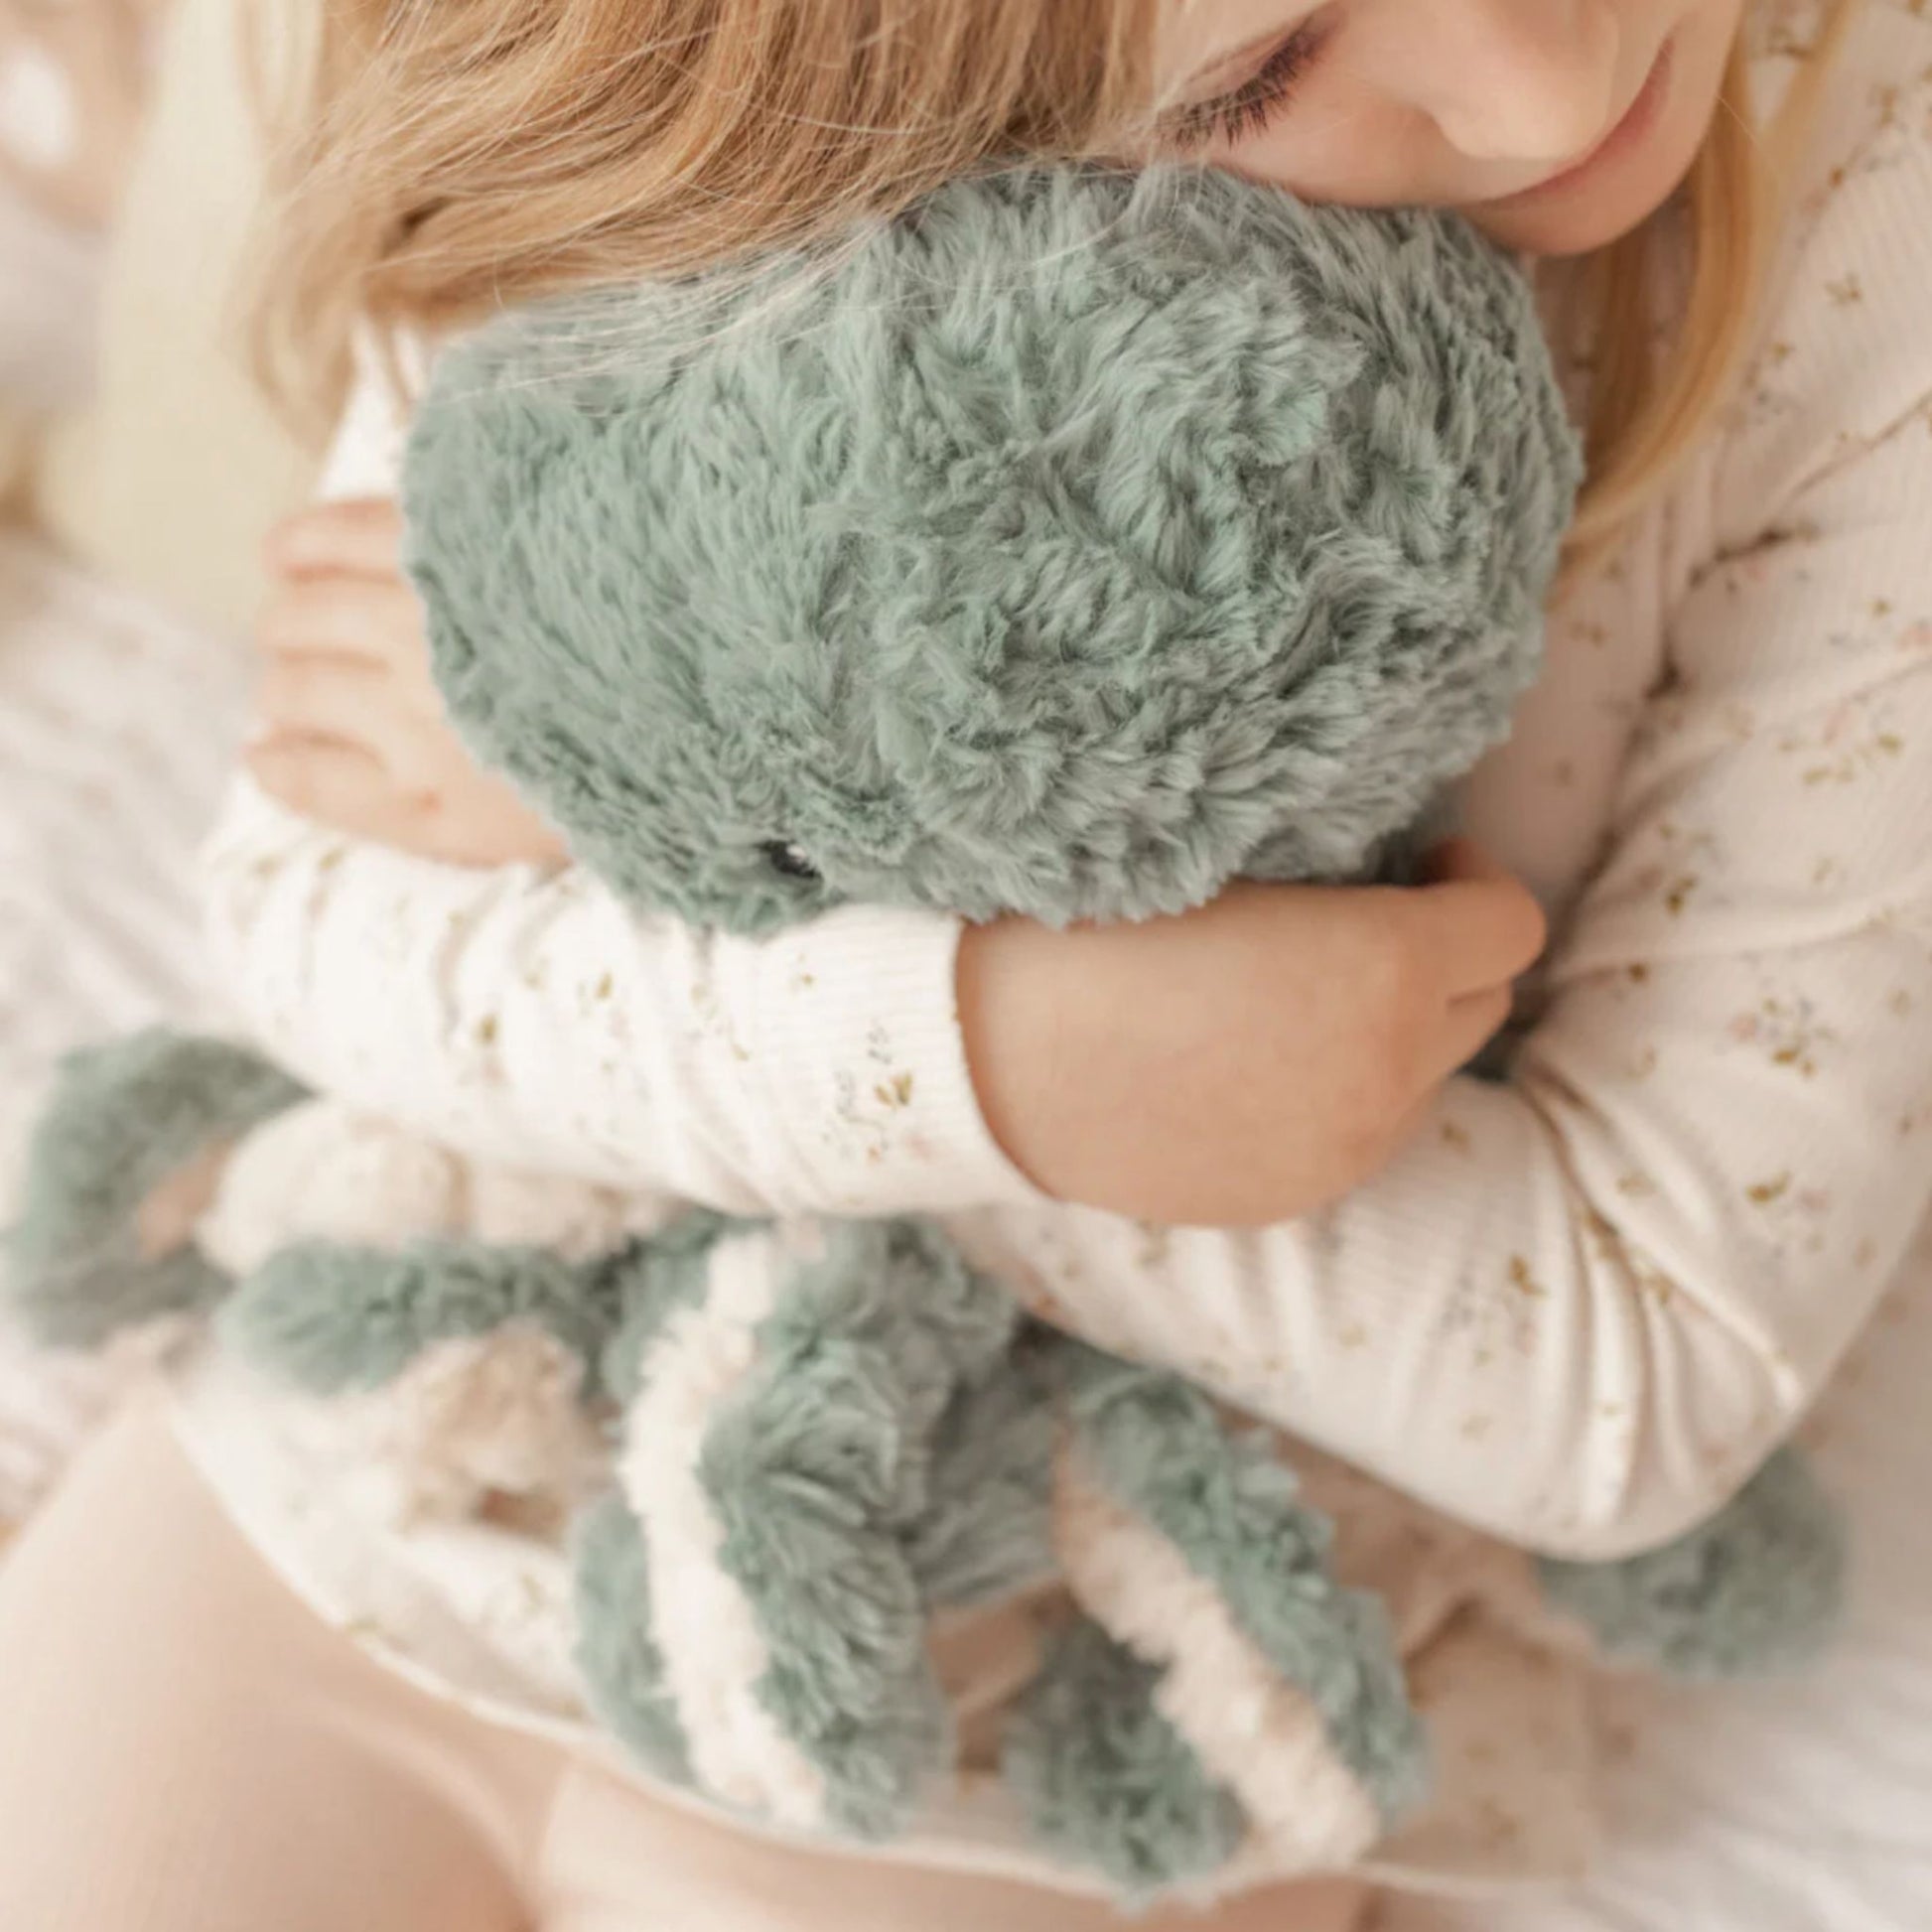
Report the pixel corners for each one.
[760,841,821,883]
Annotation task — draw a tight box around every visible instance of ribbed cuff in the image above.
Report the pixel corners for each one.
[743,905,1046,1216]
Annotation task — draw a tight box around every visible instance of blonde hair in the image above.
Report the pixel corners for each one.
[1566,0,1862,562]
[251,0,1860,554]
[251,0,1160,436]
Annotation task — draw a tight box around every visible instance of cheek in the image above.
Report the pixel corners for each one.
[1213,86,1452,208]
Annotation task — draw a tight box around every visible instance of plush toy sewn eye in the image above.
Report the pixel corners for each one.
[760,841,821,883]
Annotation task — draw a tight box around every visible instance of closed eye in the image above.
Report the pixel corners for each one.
[1160,22,1330,152]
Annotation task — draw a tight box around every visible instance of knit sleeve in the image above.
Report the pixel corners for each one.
[204,775,1037,1216]
[951,68,1932,1559]
[207,344,1037,1218]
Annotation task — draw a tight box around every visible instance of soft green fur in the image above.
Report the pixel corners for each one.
[1061,1344,1427,1823]
[405,166,1580,935]
[1003,1617,1249,1895]
[220,1239,631,1394]
[578,1219,1053,1840]
[1539,1447,1847,1677]
[6,1030,305,1347]
[597,1209,752,1402]
[573,1494,695,1783]
[905,1356,1058,1609]
[696,1222,1021,1836]
[219,1207,752,1403]
[569,1211,1427,1865]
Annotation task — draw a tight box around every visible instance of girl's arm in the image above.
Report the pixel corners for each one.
[207,772,1533,1221]
[213,351,1006,1214]
[204,773,1022,1215]
[222,353,1537,1225]
[951,365,1932,1562]
[211,343,1018,1215]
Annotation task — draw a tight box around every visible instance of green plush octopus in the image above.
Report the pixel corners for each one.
[7,164,1844,1900]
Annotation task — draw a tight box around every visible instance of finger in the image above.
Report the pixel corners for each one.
[420,781,572,869]
[256,577,437,689]
[246,736,568,869]
[1422,984,1516,1082]
[244,735,419,840]
[253,655,428,765]
[1420,837,1508,886]
[264,499,405,582]
[1404,872,1548,995]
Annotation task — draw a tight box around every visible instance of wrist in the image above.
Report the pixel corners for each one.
[956,915,1075,1204]
[744,905,1045,1214]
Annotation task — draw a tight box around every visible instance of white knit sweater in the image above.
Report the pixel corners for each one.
[170,0,1932,1897]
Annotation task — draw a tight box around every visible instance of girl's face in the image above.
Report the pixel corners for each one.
[1151,0,1746,253]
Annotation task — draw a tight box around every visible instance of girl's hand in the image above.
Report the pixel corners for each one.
[958,842,1545,1226]
[249,505,1539,1228]
[247,499,567,868]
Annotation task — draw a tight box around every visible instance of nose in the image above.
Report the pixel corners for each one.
[1369,0,1625,164]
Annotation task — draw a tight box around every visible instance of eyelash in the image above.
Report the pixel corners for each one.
[1170,26,1328,151]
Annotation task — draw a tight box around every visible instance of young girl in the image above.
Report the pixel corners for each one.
[6,0,1932,1925]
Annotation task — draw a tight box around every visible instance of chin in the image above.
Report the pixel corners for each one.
[1466,11,1736,257]
[1468,160,1690,256]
